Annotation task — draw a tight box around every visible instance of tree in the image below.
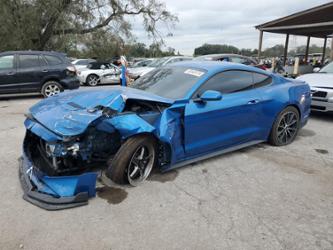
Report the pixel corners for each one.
[0,0,177,51]
[194,44,239,56]
[262,45,285,57]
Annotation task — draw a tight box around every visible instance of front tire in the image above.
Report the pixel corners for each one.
[86,74,99,86]
[41,81,63,98]
[269,106,300,146]
[106,135,157,186]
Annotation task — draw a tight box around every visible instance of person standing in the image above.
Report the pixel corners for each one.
[120,56,128,87]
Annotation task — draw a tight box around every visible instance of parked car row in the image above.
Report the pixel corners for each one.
[127,56,194,79]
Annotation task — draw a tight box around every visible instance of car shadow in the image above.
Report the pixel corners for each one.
[310,111,333,122]
[0,93,42,101]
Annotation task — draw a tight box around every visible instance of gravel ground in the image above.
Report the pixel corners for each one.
[0,92,332,250]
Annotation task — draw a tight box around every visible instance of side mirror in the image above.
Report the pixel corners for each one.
[194,90,222,103]
[100,65,106,70]
[313,67,320,73]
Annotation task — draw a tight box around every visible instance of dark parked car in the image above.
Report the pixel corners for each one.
[0,51,80,97]
[194,54,267,70]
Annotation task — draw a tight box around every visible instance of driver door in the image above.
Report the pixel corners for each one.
[184,70,263,157]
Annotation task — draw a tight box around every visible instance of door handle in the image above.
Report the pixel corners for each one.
[7,72,15,75]
[42,69,48,72]
[247,99,260,105]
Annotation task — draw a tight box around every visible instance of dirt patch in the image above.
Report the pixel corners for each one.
[249,150,318,175]
[299,129,316,137]
[149,170,179,183]
[315,149,329,155]
[96,186,128,204]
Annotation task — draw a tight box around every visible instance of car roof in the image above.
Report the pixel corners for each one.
[169,60,270,75]
[195,53,251,59]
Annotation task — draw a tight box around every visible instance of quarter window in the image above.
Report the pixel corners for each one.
[45,55,62,65]
[253,73,272,88]
[19,55,40,68]
[0,55,14,70]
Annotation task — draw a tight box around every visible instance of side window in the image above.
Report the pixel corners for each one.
[76,60,88,65]
[217,57,229,62]
[196,70,254,96]
[44,55,62,65]
[230,57,247,64]
[0,55,14,70]
[19,54,40,68]
[253,73,272,88]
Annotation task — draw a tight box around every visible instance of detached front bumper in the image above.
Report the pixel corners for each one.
[19,151,97,211]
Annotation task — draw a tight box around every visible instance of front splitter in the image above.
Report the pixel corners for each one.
[19,157,91,210]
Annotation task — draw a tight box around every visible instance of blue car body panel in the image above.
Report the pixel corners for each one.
[20,61,311,209]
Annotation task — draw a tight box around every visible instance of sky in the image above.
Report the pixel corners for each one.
[129,0,332,55]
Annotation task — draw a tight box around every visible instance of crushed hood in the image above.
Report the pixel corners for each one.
[29,86,173,137]
[297,73,333,89]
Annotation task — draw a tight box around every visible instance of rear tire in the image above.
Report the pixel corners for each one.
[106,135,157,186]
[269,106,300,146]
[86,74,99,86]
[41,81,63,98]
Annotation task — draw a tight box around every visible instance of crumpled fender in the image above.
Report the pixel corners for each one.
[157,105,185,165]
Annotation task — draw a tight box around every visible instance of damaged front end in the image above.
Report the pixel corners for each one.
[19,87,176,210]
[20,123,121,210]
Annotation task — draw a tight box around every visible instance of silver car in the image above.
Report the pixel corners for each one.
[297,62,333,112]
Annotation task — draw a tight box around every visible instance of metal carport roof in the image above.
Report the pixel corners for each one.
[256,2,333,61]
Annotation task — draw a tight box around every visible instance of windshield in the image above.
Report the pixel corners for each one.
[148,57,170,67]
[131,66,207,99]
[320,62,333,73]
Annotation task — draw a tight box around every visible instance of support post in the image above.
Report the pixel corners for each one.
[283,34,289,66]
[331,38,333,60]
[322,37,327,65]
[305,36,310,63]
[258,30,263,59]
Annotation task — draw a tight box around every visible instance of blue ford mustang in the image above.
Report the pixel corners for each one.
[20,61,311,209]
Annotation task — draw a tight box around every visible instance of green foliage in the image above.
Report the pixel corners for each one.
[194,43,331,58]
[289,44,331,56]
[0,0,177,52]
[194,44,240,56]
[262,45,285,57]
[125,42,176,58]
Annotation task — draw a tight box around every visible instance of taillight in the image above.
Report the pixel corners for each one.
[256,64,267,70]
